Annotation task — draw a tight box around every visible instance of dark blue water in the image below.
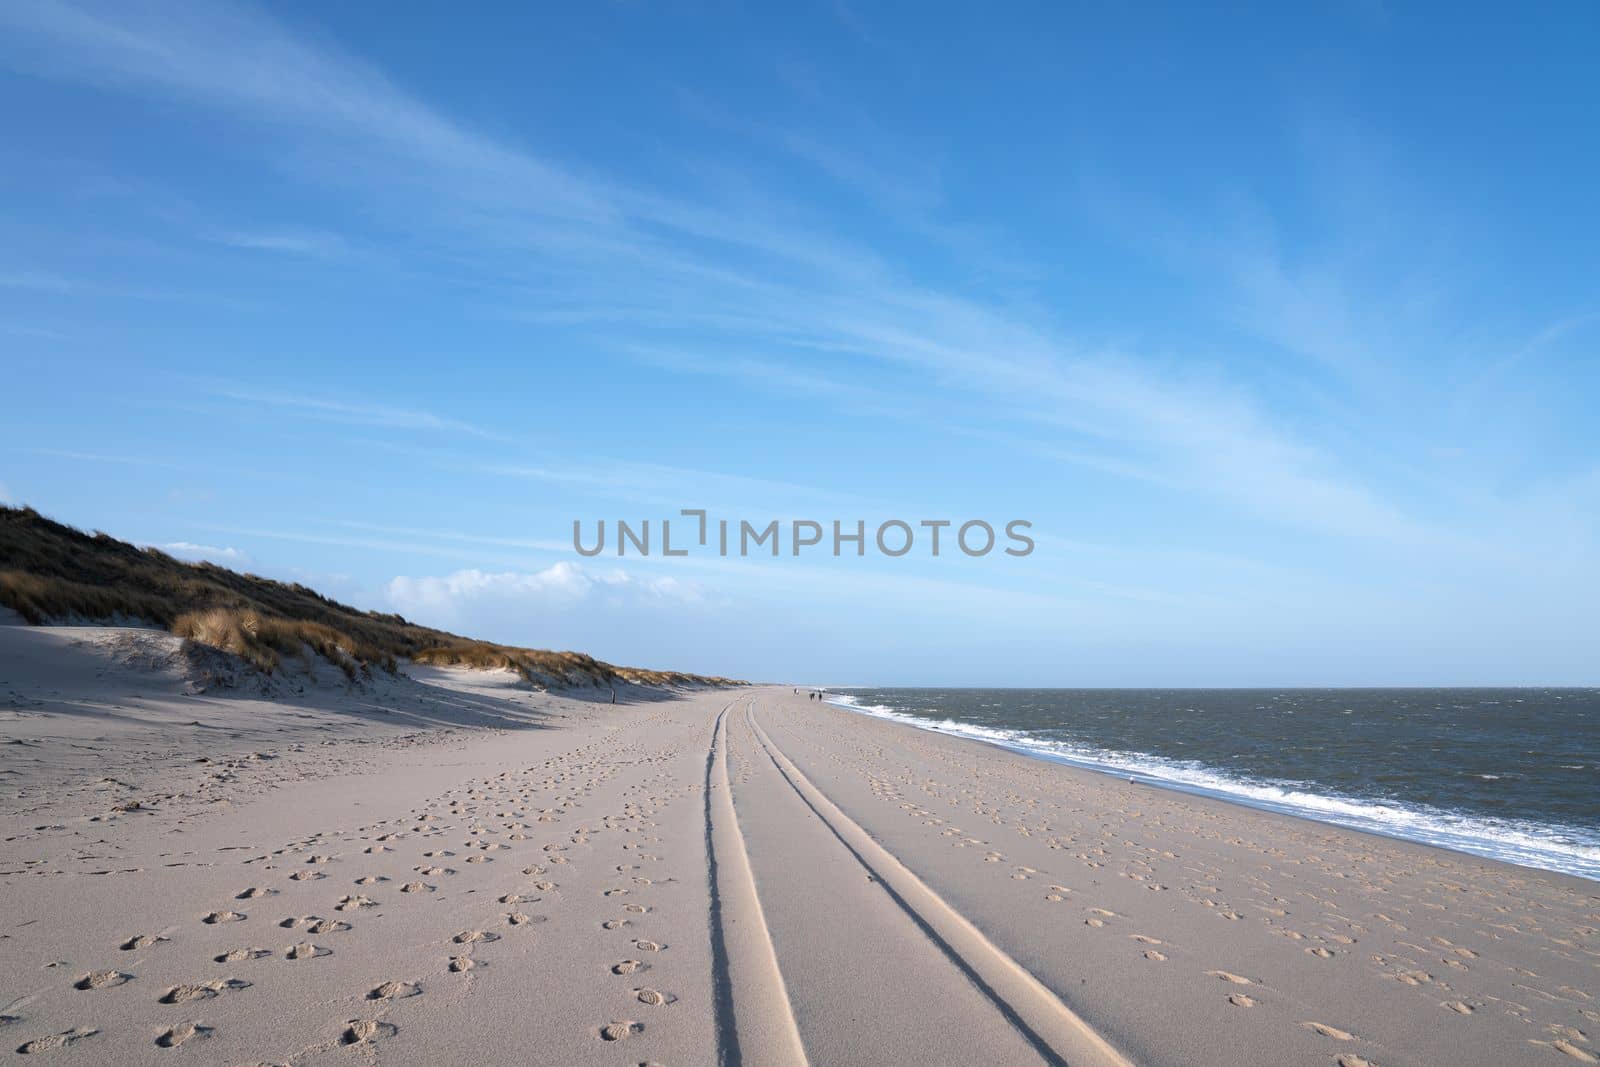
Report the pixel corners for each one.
[829,688,1600,881]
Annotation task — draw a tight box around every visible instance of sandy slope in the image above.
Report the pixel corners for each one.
[1,626,1595,1065]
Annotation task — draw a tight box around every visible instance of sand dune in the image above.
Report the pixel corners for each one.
[2,624,1595,1064]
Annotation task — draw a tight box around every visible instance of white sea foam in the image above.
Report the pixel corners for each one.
[824,694,1600,882]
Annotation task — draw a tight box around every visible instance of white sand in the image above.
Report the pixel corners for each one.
[2,623,1595,1065]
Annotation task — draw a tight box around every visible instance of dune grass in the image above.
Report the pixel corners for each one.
[409,642,739,688]
[171,607,390,680]
[0,506,741,689]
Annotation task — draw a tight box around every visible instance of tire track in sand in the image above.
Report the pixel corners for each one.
[744,701,1133,1067]
[705,702,809,1067]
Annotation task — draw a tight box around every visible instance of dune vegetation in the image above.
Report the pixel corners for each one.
[0,506,742,689]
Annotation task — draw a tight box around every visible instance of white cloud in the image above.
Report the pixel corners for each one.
[159,541,246,563]
[387,562,698,622]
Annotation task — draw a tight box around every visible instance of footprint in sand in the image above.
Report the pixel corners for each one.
[119,934,165,951]
[400,882,433,894]
[280,917,350,934]
[453,930,500,944]
[73,971,131,991]
[286,943,331,960]
[1336,1057,1378,1067]
[160,978,250,1004]
[448,957,476,973]
[598,1021,644,1041]
[288,870,323,882]
[633,940,663,952]
[17,1028,98,1054]
[1442,1000,1475,1014]
[602,920,629,930]
[1207,971,1256,985]
[367,981,421,1001]
[635,988,671,1006]
[202,911,245,924]
[1301,1021,1356,1041]
[612,960,643,975]
[1228,994,1257,1007]
[342,1020,397,1045]
[235,887,276,900]
[156,1022,210,1048]
[215,948,272,963]
[1307,947,1335,958]
[335,895,377,912]
[1143,950,1168,961]
[1546,1040,1600,1063]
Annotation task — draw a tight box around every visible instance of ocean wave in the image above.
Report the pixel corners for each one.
[824,694,1600,882]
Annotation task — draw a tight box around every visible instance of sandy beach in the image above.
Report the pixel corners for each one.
[2,621,1595,1066]
[6,3,1594,1062]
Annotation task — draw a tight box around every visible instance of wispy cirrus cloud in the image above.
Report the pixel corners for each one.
[0,0,612,225]
[207,385,509,442]
[26,447,202,471]
[209,227,348,257]
[0,0,1458,549]
[0,270,78,293]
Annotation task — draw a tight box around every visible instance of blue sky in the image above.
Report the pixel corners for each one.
[2,1,1596,685]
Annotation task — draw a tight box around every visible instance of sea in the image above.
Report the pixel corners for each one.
[825,688,1600,882]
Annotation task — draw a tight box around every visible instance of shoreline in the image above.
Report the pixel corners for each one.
[3,627,1596,1065]
[823,693,1597,898]
[823,692,1600,883]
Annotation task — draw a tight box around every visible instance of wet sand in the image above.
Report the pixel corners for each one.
[1,624,1595,1065]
